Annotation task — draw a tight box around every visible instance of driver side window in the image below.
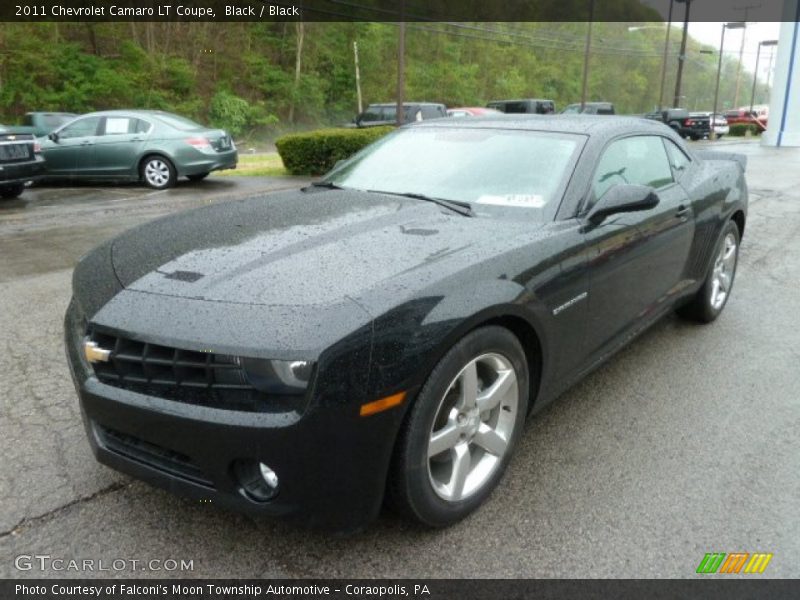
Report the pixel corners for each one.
[592,136,674,202]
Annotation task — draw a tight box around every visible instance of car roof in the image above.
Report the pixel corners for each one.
[411,114,671,136]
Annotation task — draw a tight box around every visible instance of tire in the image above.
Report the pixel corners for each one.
[690,135,700,141]
[388,326,530,527]
[0,183,25,199]
[187,172,209,182]
[677,220,740,323]
[141,155,177,189]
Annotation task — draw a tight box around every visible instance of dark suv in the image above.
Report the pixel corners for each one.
[353,103,447,128]
[561,102,615,115]
[0,126,45,199]
[486,99,556,114]
[643,108,710,140]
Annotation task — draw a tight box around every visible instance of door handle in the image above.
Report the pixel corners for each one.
[676,205,690,218]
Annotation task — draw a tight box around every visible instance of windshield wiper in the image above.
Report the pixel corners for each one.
[367,190,474,217]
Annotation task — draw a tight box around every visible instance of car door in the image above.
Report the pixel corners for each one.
[581,134,694,361]
[43,116,102,177]
[93,116,150,177]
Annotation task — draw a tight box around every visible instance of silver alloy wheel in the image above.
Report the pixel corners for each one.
[710,232,737,310]
[427,352,519,502]
[144,159,171,188]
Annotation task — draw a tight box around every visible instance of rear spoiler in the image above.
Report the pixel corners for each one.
[694,150,747,171]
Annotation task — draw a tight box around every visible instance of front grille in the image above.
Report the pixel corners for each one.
[88,330,268,412]
[96,424,214,488]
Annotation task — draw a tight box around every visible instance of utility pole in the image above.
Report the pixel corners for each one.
[657,0,675,111]
[673,0,691,108]
[580,0,595,110]
[712,22,746,140]
[750,40,778,113]
[732,4,761,108]
[396,2,406,127]
[353,41,363,114]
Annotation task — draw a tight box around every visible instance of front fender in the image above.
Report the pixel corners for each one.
[364,278,550,405]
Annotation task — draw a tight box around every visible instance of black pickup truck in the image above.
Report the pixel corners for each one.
[643,108,710,140]
[0,126,45,199]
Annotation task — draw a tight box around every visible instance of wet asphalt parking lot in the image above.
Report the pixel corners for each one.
[1,141,798,578]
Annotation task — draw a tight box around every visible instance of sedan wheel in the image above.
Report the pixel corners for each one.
[388,326,530,527]
[142,156,176,189]
[677,220,740,322]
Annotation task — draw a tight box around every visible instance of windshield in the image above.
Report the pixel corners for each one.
[325,127,583,219]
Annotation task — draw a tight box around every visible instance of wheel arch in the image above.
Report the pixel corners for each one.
[408,303,548,416]
[137,151,176,179]
[731,209,746,238]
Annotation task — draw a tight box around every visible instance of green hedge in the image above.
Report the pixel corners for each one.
[276,126,394,176]
[728,123,762,137]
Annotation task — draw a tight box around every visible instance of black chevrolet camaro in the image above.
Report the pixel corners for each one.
[65,116,747,530]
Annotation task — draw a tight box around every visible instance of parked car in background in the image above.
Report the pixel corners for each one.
[39,110,237,189]
[724,106,768,131]
[447,107,503,118]
[643,108,710,140]
[0,125,46,200]
[692,112,729,138]
[352,103,447,128]
[561,102,615,115]
[487,99,555,114]
[21,112,78,137]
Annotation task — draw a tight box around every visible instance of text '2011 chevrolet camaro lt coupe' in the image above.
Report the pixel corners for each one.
[65,116,747,530]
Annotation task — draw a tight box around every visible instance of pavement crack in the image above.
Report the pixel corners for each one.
[0,481,128,540]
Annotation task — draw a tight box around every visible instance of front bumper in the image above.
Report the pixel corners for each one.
[64,302,404,532]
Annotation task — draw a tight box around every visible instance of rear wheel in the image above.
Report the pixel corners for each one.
[0,183,25,199]
[187,172,209,182]
[677,220,740,322]
[388,326,530,527]
[141,156,177,189]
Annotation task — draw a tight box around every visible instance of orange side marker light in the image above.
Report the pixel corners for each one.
[359,391,406,417]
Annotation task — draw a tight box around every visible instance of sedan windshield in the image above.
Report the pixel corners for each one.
[325,127,583,219]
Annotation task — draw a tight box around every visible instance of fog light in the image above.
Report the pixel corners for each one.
[233,459,279,502]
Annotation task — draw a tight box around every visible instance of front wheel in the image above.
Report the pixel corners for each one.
[677,220,740,322]
[0,183,25,199]
[388,326,530,527]
[141,156,177,189]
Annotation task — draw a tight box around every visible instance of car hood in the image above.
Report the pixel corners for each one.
[110,189,543,313]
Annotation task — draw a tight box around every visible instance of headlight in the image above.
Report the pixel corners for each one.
[213,356,314,414]
[240,358,314,395]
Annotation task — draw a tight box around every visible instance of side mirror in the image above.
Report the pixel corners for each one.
[48,132,59,142]
[587,184,659,226]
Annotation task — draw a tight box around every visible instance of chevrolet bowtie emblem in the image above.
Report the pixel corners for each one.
[84,340,111,363]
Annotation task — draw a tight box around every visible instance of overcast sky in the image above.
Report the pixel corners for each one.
[677,22,782,83]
